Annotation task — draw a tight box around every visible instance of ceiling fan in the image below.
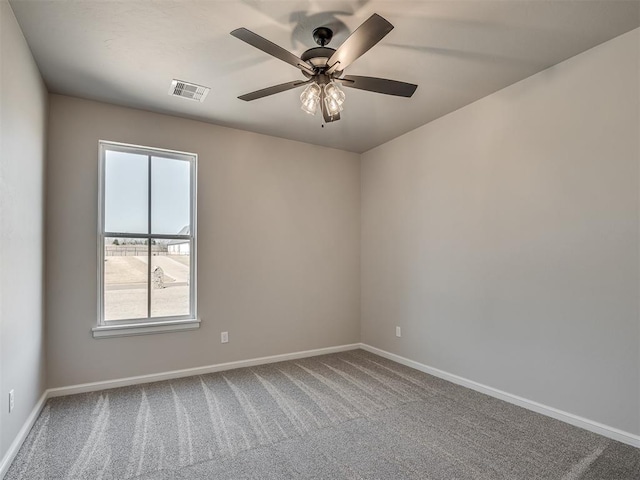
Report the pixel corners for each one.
[231,14,418,123]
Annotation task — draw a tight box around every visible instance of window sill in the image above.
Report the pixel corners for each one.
[92,318,200,339]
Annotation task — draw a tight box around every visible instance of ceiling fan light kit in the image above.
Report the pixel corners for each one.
[231,13,418,123]
[300,80,345,118]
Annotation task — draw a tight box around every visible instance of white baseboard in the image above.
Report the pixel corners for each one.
[47,343,361,398]
[360,343,640,449]
[0,391,48,479]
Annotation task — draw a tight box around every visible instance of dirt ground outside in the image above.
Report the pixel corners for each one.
[104,254,190,320]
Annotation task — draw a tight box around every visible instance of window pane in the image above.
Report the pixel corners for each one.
[150,242,190,318]
[104,238,148,320]
[104,151,148,234]
[151,156,191,235]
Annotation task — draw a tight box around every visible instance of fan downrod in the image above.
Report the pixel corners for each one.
[312,27,333,46]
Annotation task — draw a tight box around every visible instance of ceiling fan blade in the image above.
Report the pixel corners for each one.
[321,90,340,123]
[231,28,315,75]
[326,14,394,75]
[336,75,417,97]
[238,80,311,101]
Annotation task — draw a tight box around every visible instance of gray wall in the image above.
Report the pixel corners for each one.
[0,0,48,461]
[361,29,640,435]
[46,95,360,388]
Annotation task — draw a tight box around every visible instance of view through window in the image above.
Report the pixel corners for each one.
[99,142,196,323]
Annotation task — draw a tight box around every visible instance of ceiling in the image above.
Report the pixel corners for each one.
[10,1,640,153]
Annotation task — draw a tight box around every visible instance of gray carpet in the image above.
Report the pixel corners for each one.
[6,349,640,479]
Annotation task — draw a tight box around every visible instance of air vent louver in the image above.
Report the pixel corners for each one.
[169,79,210,102]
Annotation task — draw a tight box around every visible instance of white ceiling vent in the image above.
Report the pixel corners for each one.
[169,79,210,102]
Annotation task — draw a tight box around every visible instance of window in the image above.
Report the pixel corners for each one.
[93,141,198,338]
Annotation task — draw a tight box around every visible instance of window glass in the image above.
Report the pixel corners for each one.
[99,142,196,324]
[151,156,191,235]
[150,246,191,318]
[103,238,149,321]
[104,151,148,234]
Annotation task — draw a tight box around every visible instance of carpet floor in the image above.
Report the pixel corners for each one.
[6,349,640,479]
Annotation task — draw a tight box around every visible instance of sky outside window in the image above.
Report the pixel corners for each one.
[152,156,191,235]
[104,151,190,235]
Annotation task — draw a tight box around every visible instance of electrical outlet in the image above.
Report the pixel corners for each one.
[396,326,402,337]
[221,331,229,344]
[9,390,14,413]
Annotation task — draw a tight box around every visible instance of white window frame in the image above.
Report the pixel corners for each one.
[93,140,199,338]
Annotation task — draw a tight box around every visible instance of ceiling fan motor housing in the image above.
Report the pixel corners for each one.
[303,27,344,78]
[301,46,336,73]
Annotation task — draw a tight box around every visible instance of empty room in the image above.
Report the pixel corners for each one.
[1,0,639,478]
